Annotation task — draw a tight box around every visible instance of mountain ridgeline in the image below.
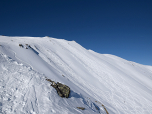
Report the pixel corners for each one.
[0,36,152,114]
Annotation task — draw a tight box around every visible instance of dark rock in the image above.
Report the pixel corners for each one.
[46,78,70,98]
[46,78,54,83]
[19,44,23,48]
[56,82,70,98]
[77,107,85,110]
[29,45,31,48]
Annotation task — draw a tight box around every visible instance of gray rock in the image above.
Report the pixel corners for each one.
[56,82,70,98]
[46,78,70,98]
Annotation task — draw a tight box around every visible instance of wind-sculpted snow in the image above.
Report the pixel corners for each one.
[0,36,152,114]
[0,53,104,114]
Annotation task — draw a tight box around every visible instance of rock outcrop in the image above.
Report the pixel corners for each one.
[46,78,70,98]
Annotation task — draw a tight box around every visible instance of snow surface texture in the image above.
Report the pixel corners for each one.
[0,36,152,114]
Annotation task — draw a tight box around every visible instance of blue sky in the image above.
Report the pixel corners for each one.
[0,0,152,65]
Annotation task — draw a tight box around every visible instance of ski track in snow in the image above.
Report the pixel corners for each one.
[0,53,43,114]
[0,36,152,114]
[0,48,103,114]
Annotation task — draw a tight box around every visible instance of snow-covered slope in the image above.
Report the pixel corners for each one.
[0,36,152,114]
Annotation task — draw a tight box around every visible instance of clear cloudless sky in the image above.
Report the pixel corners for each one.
[0,0,152,65]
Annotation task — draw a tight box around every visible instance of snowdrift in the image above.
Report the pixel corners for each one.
[0,36,152,114]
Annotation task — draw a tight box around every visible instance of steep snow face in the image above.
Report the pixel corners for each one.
[0,36,152,114]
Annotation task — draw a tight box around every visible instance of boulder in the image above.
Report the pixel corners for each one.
[56,82,70,98]
[46,78,70,98]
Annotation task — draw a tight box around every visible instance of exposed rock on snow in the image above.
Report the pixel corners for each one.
[55,82,70,98]
[46,78,70,98]
[19,44,23,48]
[77,107,85,110]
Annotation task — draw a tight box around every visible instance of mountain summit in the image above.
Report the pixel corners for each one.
[0,36,152,114]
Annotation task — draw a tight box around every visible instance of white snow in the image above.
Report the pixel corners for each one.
[0,36,152,114]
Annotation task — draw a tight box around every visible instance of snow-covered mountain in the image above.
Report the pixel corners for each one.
[0,36,152,114]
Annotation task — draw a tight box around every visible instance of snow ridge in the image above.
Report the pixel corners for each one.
[0,36,152,114]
